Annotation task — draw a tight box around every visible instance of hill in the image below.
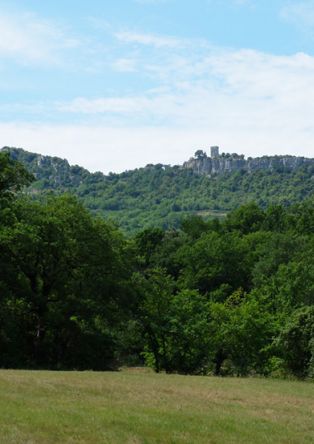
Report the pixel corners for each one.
[0,369,313,443]
[2,146,314,233]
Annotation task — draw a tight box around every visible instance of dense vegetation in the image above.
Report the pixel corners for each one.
[1,150,313,378]
[3,147,314,234]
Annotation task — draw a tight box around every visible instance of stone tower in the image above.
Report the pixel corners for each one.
[210,146,219,158]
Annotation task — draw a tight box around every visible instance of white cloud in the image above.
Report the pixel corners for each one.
[232,0,254,6]
[208,0,255,7]
[0,11,79,64]
[1,122,313,175]
[134,0,170,4]
[57,97,154,114]
[115,31,183,48]
[55,49,314,131]
[112,58,138,72]
[0,123,199,173]
[280,1,314,29]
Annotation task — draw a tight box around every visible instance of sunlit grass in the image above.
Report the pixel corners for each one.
[0,369,313,443]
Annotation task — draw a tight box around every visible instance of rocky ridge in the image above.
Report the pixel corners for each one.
[183,148,314,176]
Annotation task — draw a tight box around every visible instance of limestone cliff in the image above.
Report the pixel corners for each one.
[183,150,314,176]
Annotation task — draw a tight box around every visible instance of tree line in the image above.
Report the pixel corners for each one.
[0,151,313,378]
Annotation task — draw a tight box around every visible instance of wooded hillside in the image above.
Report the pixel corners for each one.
[3,147,314,233]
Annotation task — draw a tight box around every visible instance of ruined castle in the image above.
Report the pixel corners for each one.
[183,146,314,176]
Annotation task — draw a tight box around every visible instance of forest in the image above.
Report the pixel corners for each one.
[0,150,314,378]
[3,147,314,234]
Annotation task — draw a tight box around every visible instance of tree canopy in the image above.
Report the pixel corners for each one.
[0,152,313,378]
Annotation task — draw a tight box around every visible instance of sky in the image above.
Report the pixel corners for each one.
[1,0,314,172]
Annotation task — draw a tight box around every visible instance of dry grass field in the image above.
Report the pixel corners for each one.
[0,369,313,443]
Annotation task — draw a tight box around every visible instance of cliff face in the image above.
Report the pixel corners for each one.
[2,146,94,189]
[183,154,314,176]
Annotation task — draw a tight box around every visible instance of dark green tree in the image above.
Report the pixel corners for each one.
[276,306,314,378]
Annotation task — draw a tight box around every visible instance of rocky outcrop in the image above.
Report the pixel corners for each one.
[183,153,314,176]
[1,146,92,189]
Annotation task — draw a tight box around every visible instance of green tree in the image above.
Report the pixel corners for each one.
[209,295,274,376]
[194,150,206,159]
[0,195,132,369]
[177,231,252,295]
[276,306,314,378]
[165,289,211,374]
[132,268,174,372]
[0,151,33,199]
[226,202,265,234]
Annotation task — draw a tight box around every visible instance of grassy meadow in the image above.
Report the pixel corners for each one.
[0,369,313,443]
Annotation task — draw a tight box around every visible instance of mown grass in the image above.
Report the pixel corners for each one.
[0,369,313,443]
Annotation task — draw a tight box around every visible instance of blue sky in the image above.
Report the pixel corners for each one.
[1,0,314,172]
